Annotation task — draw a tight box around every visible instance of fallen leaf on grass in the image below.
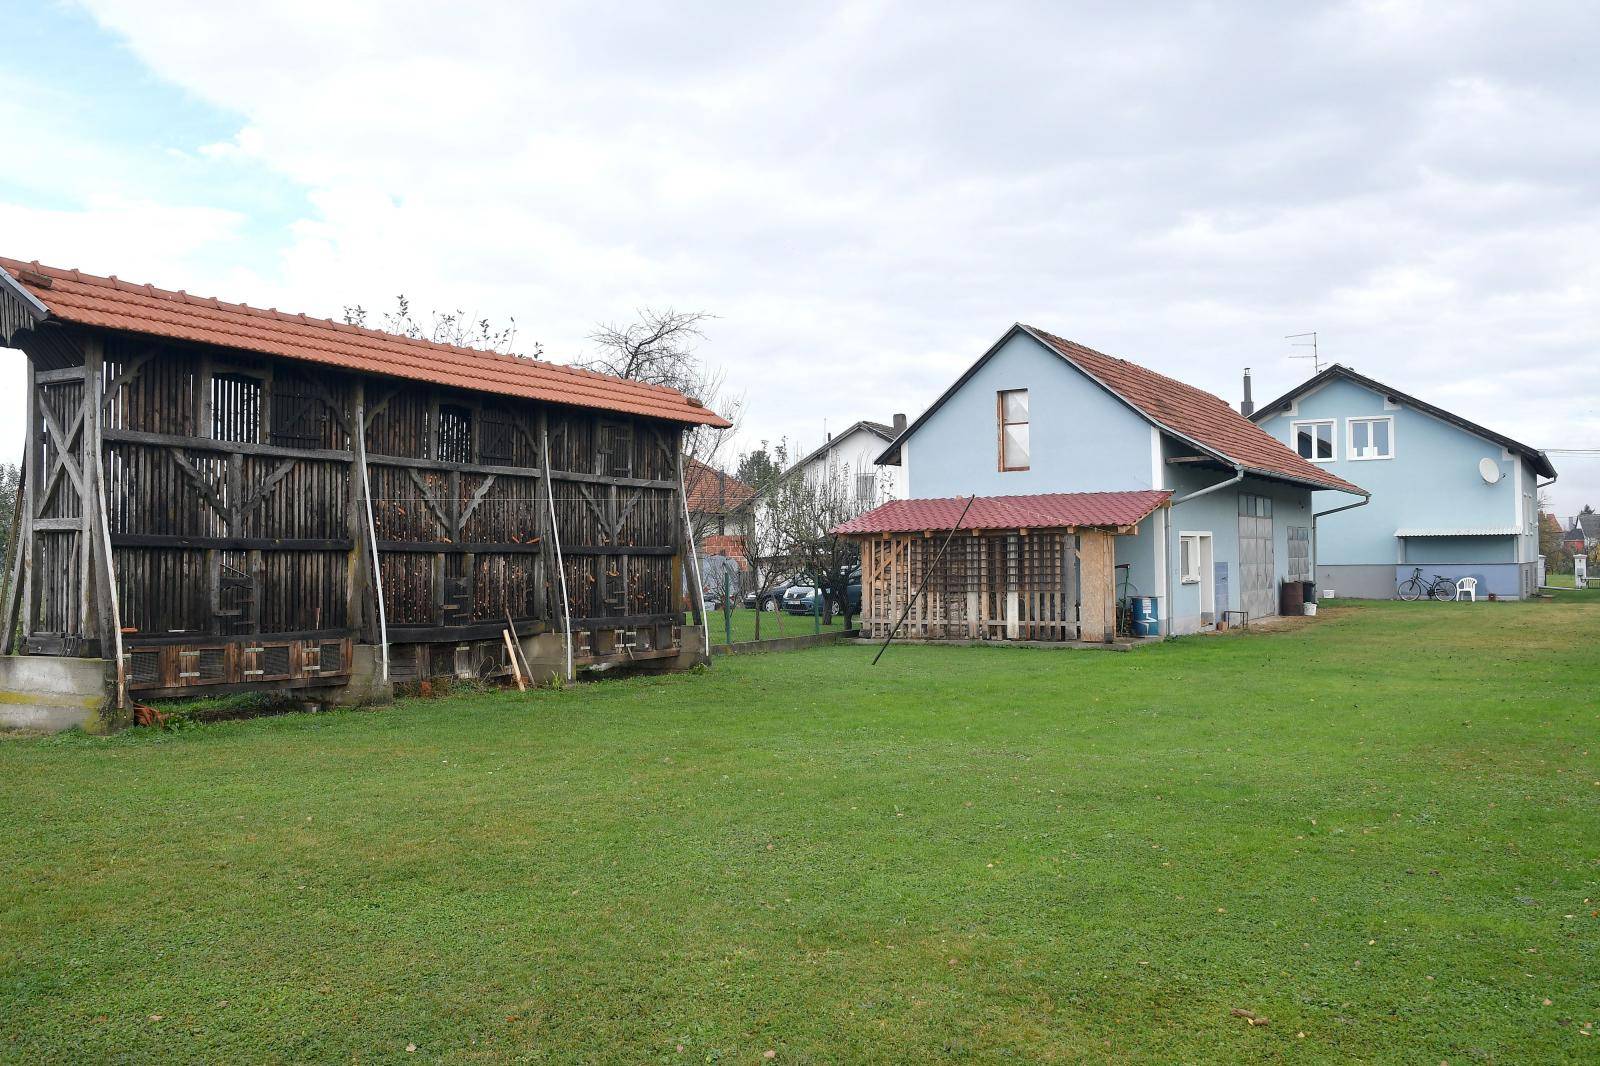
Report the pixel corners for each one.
[1230,1008,1268,1026]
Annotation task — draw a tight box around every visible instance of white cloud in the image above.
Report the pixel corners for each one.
[0,0,1595,512]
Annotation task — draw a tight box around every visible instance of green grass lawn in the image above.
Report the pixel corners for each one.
[1545,571,1577,588]
[3,599,1597,1063]
[698,607,851,645]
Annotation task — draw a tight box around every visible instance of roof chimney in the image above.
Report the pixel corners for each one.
[1240,368,1255,417]
[892,412,907,435]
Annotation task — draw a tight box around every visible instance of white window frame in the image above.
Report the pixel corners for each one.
[1179,531,1209,584]
[1290,419,1336,463]
[1346,415,1395,461]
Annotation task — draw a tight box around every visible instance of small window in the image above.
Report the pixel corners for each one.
[1291,419,1335,462]
[998,389,1029,471]
[855,473,877,503]
[212,373,262,443]
[436,404,473,463]
[1347,416,1393,460]
[1179,534,1204,584]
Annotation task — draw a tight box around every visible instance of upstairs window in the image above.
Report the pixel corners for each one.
[1292,419,1335,462]
[855,473,877,504]
[212,373,262,443]
[998,389,1029,471]
[436,404,473,463]
[1347,416,1393,460]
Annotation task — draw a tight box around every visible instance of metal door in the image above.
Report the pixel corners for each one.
[1237,493,1275,619]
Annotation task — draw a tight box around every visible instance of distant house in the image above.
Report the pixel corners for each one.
[1572,511,1599,550]
[1564,519,1590,553]
[1250,365,1556,599]
[684,459,756,595]
[853,324,1365,639]
[790,416,907,507]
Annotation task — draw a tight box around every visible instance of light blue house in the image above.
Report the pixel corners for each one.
[1250,365,1557,600]
[874,325,1367,636]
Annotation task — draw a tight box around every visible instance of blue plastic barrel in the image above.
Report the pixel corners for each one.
[1132,596,1161,637]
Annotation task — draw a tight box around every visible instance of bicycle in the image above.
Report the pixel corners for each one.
[1397,566,1457,602]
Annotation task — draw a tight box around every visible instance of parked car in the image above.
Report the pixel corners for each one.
[745,580,797,612]
[781,570,862,616]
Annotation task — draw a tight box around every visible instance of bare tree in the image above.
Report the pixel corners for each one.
[344,296,534,357]
[736,443,799,641]
[769,455,884,629]
[578,308,742,476]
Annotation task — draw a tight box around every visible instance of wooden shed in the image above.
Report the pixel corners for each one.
[0,258,728,707]
[836,491,1171,643]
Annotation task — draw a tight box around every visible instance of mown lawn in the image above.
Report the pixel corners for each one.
[698,607,850,646]
[2,596,1597,1063]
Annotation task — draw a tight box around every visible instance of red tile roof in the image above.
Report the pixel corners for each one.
[834,490,1172,535]
[685,458,756,513]
[0,257,729,427]
[1021,326,1363,494]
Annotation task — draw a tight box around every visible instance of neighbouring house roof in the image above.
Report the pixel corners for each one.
[1250,363,1557,479]
[0,257,730,427]
[790,419,899,472]
[834,489,1172,536]
[1395,526,1523,537]
[1578,512,1600,537]
[876,324,1365,496]
[685,458,756,514]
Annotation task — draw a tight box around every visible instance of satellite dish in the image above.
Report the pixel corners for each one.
[1478,457,1501,484]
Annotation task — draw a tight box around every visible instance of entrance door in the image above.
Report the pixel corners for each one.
[1237,493,1275,619]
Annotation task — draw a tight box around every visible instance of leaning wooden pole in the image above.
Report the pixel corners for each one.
[871,495,977,666]
[352,396,390,683]
[0,461,26,655]
[89,433,126,709]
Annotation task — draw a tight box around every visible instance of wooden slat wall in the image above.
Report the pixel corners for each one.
[9,326,693,676]
[859,528,1119,644]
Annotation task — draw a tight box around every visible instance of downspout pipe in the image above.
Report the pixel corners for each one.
[1311,494,1371,593]
[544,434,575,683]
[1163,464,1244,638]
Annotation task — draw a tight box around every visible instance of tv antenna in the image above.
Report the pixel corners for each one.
[1285,331,1323,374]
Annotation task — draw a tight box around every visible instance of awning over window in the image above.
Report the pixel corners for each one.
[1394,527,1522,537]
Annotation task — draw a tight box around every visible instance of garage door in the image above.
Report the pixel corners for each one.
[1238,493,1275,619]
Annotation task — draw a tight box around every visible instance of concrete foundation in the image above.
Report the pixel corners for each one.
[519,625,710,684]
[0,655,114,733]
[320,644,395,708]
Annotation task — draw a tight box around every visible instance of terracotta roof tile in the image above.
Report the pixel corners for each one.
[1021,326,1364,495]
[1,257,729,428]
[685,458,755,512]
[835,490,1172,535]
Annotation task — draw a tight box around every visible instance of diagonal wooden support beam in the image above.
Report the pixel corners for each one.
[405,466,453,538]
[168,449,231,525]
[457,474,498,534]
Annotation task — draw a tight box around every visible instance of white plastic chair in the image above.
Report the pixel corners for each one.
[1454,577,1477,602]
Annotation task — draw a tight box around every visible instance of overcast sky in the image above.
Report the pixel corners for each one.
[3,0,1597,514]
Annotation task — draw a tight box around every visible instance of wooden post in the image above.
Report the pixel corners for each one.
[346,379,369,640]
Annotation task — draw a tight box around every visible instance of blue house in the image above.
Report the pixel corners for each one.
[865,325,1366,638]
[1249,365,1557,600]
